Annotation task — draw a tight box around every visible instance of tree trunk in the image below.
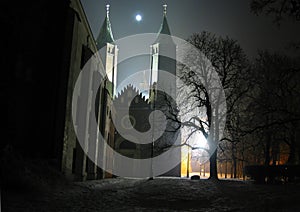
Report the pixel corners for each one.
[272,141,279,165]
[209,149,218,180]
[232,142,237,178]
[265,133,271,166]
[288,129,296,164]
[241,160,245,180]
[187,150,190,178]
[233,158,237,178]
[225,160,227,178]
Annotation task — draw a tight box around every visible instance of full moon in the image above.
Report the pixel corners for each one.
[135,14,142,22]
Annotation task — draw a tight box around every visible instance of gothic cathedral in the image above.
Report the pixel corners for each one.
[96,4,181,177]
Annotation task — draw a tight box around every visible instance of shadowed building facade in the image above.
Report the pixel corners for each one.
[62,2,119,180]
[1,0,113,181]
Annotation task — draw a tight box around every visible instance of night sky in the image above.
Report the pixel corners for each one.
[82,0,299,59]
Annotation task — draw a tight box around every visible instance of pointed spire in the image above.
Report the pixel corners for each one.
[157,4,171,36]
[154,4,173,44]
[96,4,115,50]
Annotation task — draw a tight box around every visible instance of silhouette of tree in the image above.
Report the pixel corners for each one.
[176,32,249,180]
[251,0,300,23]
[240,51,300,165]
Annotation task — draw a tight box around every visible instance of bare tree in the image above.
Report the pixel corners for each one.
[176,32,249,180]
[251,0,300,23]
[240,51,300,166]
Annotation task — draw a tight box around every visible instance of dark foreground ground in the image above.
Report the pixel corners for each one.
[2,177,300,212]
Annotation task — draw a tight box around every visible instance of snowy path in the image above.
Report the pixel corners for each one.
[3,178,300,211]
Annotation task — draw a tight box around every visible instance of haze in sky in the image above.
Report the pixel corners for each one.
[81,0,299,90]
[81,0,299,57]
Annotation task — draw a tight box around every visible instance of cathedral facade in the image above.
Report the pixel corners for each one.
[62,3,181,180]
[105,4,181,177]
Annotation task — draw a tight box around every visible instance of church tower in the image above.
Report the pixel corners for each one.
[150,4,177,98]
[149,4,181,177]
[96,4,118,97]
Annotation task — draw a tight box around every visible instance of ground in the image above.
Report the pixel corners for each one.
[2,177,300,211]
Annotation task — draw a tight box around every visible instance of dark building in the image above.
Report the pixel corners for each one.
[1,0,89,165]
[1,0,111,181]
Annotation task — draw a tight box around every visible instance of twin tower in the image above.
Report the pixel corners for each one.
[95,4,180,177]
[95,4,177,98]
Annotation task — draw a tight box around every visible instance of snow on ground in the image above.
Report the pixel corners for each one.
[3,177,300,211]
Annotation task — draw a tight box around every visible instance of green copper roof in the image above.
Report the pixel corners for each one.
[155,5,174,44]
[96,6,114,50]
[158,15,171,35]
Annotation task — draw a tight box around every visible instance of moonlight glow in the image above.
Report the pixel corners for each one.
[135,14,142,22]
